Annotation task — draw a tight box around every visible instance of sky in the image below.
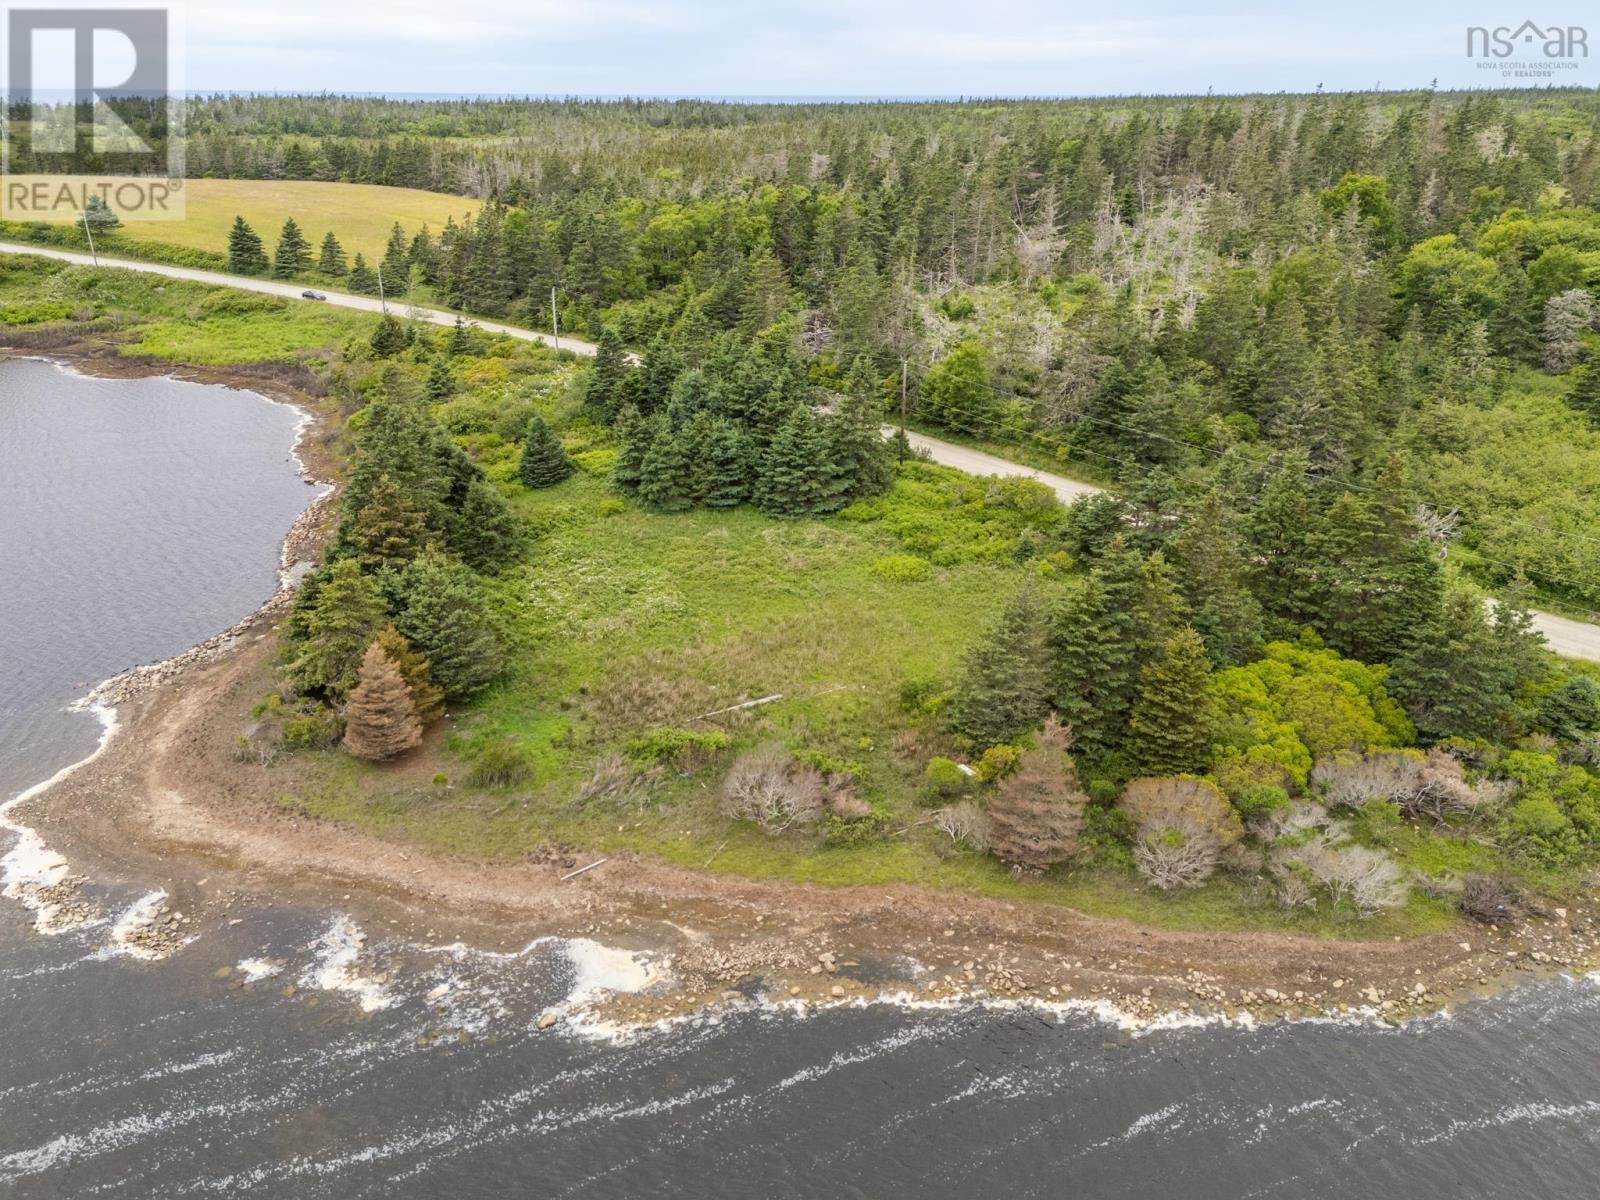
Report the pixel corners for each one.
[81,1,1600,97]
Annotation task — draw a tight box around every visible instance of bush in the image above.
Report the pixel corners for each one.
[1122,776,1242,892]
[975,744,1021,781]
[721,745,825,834]
[282,705,341,750]
[1460,874,1518,924]
[932,800,989,851]
[468,739,534,789]
[575,751,662,808]
[870,554,932,582]
[624,727,730,773]
[924,757,969,797]
[597,497,627,517]
[822,808,890,847]
[1236,784,1291,818]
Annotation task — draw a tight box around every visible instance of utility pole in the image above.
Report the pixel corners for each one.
[898,358,909,462]
[377,264,387,315]
[550,286,559,351]
[81,207,98,267]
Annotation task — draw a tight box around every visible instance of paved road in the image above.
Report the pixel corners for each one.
[0,241,598,356]
[8,239,1595,662]
[898,428,1600,663]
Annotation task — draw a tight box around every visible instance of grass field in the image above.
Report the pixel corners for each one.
[5,177,481,263]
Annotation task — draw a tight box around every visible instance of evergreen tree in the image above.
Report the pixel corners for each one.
[227,216,268,275]
[611,405,656,494]
[701,417,752,508]
[586,327,629,420]
[446,479,521,572]
[374,626,445,724]
[317,231,347,276]
[757,406,844,518]
[638,338,685,414]
[370,314,409,358]
[1171,492,1264,666]
[1050,541,1181,759]
[1126,626,1216,776]
[986,717,1088,872]
[1246,452,1325,634]
[272,218,312,278]
[947,587,1050,747]
[287,559,387,698]
[1391,587,1518,743]
[342,642,423,761]
[826,368,893,499]
[447,315,475,356]
[637,423,695,512]
[518,415,575,488]
[425,355,456,400]
[348,253,378,294]
[83,194,119,231]
[381,222,411,297]
[1567,355,1600,428]
[348,473,432,568]
[1536,676,1600,743]
[392,553,504,698]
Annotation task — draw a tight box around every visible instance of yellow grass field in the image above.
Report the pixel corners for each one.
[5,176,481,262]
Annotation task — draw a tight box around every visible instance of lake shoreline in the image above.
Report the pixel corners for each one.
[8,349,1600,1035]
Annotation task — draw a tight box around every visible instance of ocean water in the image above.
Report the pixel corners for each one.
[3,357,1600,1199]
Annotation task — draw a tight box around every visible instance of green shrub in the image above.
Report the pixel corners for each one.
[870,554,932,582]
[1235,783,1291,818]
[625,727,730,772]
[1506,795,1582,866]
[898,676,950,716]
[822,808,891,847]
[925,757,969,797]
[0,300,71,325]
[468,739,534,789]
[975,744,1021,781]
[1079,805,1136,868]
[282,705,341,750]
[598,497,627,517]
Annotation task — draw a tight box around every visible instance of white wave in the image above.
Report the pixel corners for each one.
[299,916,396,1013]
[0,699,116,933]
[100,889,182,961]
[236,958,282,983]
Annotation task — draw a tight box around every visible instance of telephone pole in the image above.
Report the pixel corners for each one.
[377,265,387,315]
[81,207,98,267]
[550,286,560,351]
[898,358,909,462]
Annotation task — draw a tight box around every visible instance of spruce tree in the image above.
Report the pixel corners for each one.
[612,405,656,494]
[342,642,423,761]
[446,478,521,572]
[369,314,409,358]
[1246,451,1325,634]
[1391,588,1516,743]
[947,587,1050,748]
[425,355,456,400]
[519,415,575,488]
[1126,626,1216,776]
[638,338,685,414]
[757,406,837,518]
[1567,356,1600,428]
[348,473,432,568]
[374,626,445,723]
[637,423,695,512]
[381,222,411,297]
[287,559,387,698]
[986,717,1088,872]
[272,218,312,278]
[348,253,378,294]
[227,216,268,275]
[1171,492,1264,666]
[392,553,504,698]
[317,231,347,276]
[586,327,628,421]
[701,417,752,508]
[826,375,893,499]
[447,315,474,356]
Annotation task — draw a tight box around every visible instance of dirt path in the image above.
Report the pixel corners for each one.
[0,241,597,356]
[897,427,1600,663]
